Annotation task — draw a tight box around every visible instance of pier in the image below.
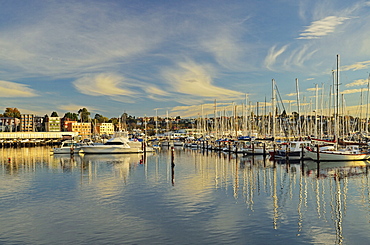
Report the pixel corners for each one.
[0,132,78,148]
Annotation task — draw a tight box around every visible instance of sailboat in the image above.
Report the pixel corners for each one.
[306,144,370,161]
[306,55,370,161]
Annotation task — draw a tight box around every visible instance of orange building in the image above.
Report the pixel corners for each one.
[64,121,91,139]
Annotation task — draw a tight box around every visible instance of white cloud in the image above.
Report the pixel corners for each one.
[142,86,169,97]
[0,80,38,97]
[298,16,350,39]
[341,88,363,94]
[58,104,99,113]
[73,73,135,96]
[265,45,288,70]
[0,2,165,79]
[162,61,244,99]
[345,79,368,87]
[307,87,322,91]
[342,60,370,71]
[201,32,246,70]
[283,44,318,69]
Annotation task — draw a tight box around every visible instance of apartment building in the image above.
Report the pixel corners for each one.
[65,122,92,139]
[96,123,114,136]
[0,117,20,132]
[46,117,61,132]
[20,114,34,132]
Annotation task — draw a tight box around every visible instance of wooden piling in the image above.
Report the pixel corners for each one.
[286,144,289,161]
[171,146,175,165]
[316,144,320,162]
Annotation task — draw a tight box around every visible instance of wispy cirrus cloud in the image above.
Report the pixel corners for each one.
[341,88,363,94]
[0,1,165,80]
[265,45,288,70]
[342,60,370,71]
[345,78,369,87]
[0,80,38,97]
[298,16,350,39]
[307,87,322,91]
[200,31,246,70]
[58,104,99,113]
[73,73,135,96]
[162,60,244,100]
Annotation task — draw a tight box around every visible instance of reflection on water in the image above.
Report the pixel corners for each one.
[0,147,370,244]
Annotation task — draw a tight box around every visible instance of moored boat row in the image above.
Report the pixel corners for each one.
[52,131,155,155]
[172,137,370,162]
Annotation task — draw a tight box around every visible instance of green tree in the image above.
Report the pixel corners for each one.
[78,108,90,122]
[4,108,21,118]
[109,117,119,130]
[94,114,108,123]
[51,111,59,117]
[94,113,103,121]
[63,112,78,121]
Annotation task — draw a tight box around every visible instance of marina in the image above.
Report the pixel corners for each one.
[1,146,369,244]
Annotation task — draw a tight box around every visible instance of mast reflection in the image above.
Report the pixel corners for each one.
[1,146,370,244]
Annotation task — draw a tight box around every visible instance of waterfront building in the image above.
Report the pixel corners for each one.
[96,123,114,136]
[46,117,61,132]
[20,114,35,132]
[0,117,20,132]
[34,116,46,132]
[65,122,92,139]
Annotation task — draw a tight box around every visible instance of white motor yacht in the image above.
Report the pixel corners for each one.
[53,140,81,154]
[80,132,143,154]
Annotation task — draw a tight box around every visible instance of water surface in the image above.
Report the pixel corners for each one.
[1,147,369,244]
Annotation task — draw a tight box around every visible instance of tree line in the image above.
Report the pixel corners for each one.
[0,107,124,124]
[0,107,188,134]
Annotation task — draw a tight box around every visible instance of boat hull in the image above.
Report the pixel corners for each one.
[80,145,143,154]
[53,147,81,154]
[305,150,370,161]
[242,147,273,155]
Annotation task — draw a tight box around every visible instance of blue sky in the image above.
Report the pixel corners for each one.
[1,0,370,118]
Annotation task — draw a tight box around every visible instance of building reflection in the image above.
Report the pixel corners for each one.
[0,146,54,175]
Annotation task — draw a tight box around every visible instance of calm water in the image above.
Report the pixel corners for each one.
[0,147,369,245]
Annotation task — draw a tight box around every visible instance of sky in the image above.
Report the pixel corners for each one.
[1,0,370,119]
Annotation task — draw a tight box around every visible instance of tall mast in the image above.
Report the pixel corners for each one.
[264,96,267,137]
[315,83,318,139]
[320,83,324,139]
[166,110,169,134]
[245,94,248,136]
[272,79,276,140]
[360,89,364,132]
[201,104,204,135]
[335,55,340,143]
[328,85,332,137]
[214,99,218,138]
[296,78,301,137]
[234,103,237,137]
[336,54,340,118]
[155,108,158,136]
[367,75,370,134]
